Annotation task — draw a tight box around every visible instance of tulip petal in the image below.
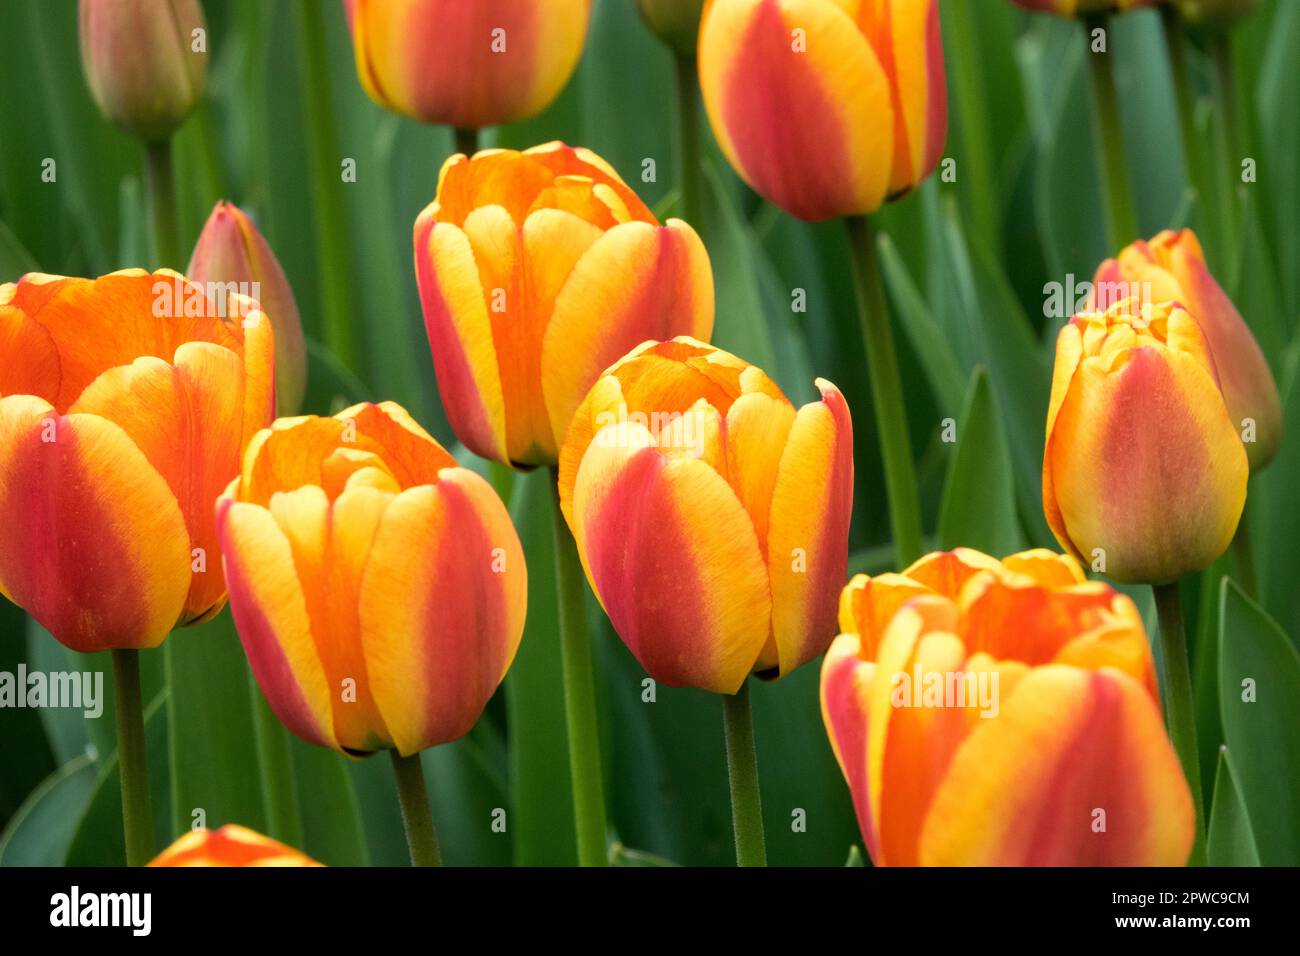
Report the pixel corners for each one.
[0,296,61,402]
[542,220,714,454]
[918,666,1195,865]
[820,633,880,861]
[766,379,854,677]
[0,395,189,651]
[217,495,337,750]
[699,0,894,220]
[570,421,770,693]
[359,470,526,756]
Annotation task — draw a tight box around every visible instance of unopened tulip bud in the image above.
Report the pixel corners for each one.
[637,0,705,57]
[79,0,208,142]
[149,825,321,866]
[188,202,307,416]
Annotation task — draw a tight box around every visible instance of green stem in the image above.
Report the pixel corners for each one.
[112,650,155,866]
[388,750,443,867]
[674,52,702,229]
[1083,16,1139,250]
[294,0,361,371]
[844,215,923,569]
[144,139,181,268]
[1230,509,1258,598]
[1208,30,1241,266]
[549,471,608,866]
[943,0,998,250]
[454,126,479,158]
[249,673,304,848]
[722,680,767,867]
[1160,7,1209,213]
[1153,581,1205,865]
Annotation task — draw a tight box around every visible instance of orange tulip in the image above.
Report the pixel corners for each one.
[79,0,208,142]
[1010,0,1164,15]
[188,201,308,417]
[345,0,591,129]
[216,401,526,756]
[1092,228,1281,470]
[820,548,1195,866]
[557,338,853,694]
[1043,297,1247,584]
[698,0,947,221]
[414,142,714,468]
[0,270,274,652]
[149,825,320,867]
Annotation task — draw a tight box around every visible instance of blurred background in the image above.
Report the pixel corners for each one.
[0,0,1296,866]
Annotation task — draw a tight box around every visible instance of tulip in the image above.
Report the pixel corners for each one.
[216,401,526,757]
[344,0,592,130]
[820,548,1196,866]
[188,201,308,417]
[557,337,853,695]
[1043,297,1247,585]
[79,0,208,142]
[1010,0,1164,15]
[637,0,705,56]
[697,0,947,222]
[414,142,714,469]
[149,825,321,867]
[1092,229,1280,470]
[0,269,275,652]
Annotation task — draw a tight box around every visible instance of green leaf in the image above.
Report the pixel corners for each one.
[844,845,866,867]
[1217,578,1300,865]
[1205,747,1260,867]
[0,754,96,866]
[288,740,369,866]
[301,337,372,416]
[610,842,680,867]
[0,217,38,277]
[938,368,1024,556]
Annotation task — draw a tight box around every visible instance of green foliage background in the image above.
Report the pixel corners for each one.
[0,0,1297,866]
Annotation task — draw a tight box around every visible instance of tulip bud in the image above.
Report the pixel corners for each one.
[636,0,705,57]
[414,142,714,469]
[698,0,947,221]
[0,270,274,652]
[216,402,526,757]
[1093,229,1280,470]
[149,825,321,866]
[557,338,853,694]
[345,0,592,129]
[1173,0,1258,24]
[1010,0,1165,16]
[821,548,1195,866]
[188,202,307,417]
[78,0,208,142]
[1043,297,1247,585]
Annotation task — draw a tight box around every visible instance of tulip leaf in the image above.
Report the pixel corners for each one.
[1256,332,1300,645]
[1217,579,1300,865]
[609,842,680,867]
[0,217,38,278]
[938,368,1024,557]
[0,754,96,866]
[64,693,173,866]
[0,605,55,828]
[165,611,267,842]
[844,845,866,867]
[1205,747,1260,867]
[302,337,372,417]
[286,739,369,866]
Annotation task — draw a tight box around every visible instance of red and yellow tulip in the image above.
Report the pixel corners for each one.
[79,0,208,142]
[698,0,947,221]
[414,142,714,469]
[216,401,526,757]
[557,338,853,694]
[820,548,1195,866]
[1043,297,1247,584]
[149,825,320,867]
[344,0,591,129]
[1092,228,1280,470]
[188,201,308,417]
[0,270,274,652]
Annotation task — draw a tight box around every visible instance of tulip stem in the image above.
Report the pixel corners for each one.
[1160,7,1209,218]
[549,472,609,866]
[1083,16,1139,250]
[844,215,923,569]
[388,750,443,867]
[1208,31,1241,259]
[294,0,362,372]
[249,672,304,849]
[144,139,181,268]
[1153,582,1205,866]
[454,126,478,158]
[722,680,767,867]
[112,650,155,866]
[674,53,703,228]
